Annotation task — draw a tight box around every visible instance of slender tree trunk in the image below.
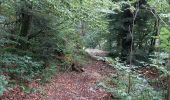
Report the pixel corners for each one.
[0,1,2,13]
[20,11,32,37]
[149,19,160,53]
[80,20,85,36]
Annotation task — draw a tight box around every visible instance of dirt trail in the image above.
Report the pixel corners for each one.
[1,49,115,100]
[85,49,110,57]
[41,59,115,100]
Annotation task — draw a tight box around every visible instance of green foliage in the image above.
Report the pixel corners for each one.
[0,0,113,95]
[148,0,170,13]
[98,57,163,100]
[0,75,8,96]
[160,27,170,51]
[0,0,170,98]
[0,53,43,81]
[97,51,170,99]
[40,63,57,83]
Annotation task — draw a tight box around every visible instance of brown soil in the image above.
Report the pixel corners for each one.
[0,59,116,100]
[41,60,115,100]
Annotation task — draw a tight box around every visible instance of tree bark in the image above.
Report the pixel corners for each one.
[120,6,133,61]
[17,1,32,50]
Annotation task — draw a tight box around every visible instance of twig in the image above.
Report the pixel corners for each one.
[145,6,170,30]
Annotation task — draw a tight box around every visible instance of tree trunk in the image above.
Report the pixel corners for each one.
[149,19,160,53]
[120,7,133,61]
[0,1,2,13]
[80,21,85,36]
[17,1,32,50]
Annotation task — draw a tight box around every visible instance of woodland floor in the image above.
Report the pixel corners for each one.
[0,58,116,100]
[0,49,161,100]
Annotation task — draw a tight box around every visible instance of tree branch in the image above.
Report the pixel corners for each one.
[28,30,43,40]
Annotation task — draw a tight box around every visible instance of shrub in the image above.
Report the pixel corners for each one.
[0,75,8,96]
[97,57,163,100]
[0,53,44,81]
[40,62,57,83]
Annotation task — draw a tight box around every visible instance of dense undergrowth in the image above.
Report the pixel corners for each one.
[97,52,170,100]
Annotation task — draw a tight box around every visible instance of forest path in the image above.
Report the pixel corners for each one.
[41,59,115,100]
[0,49,115,100]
